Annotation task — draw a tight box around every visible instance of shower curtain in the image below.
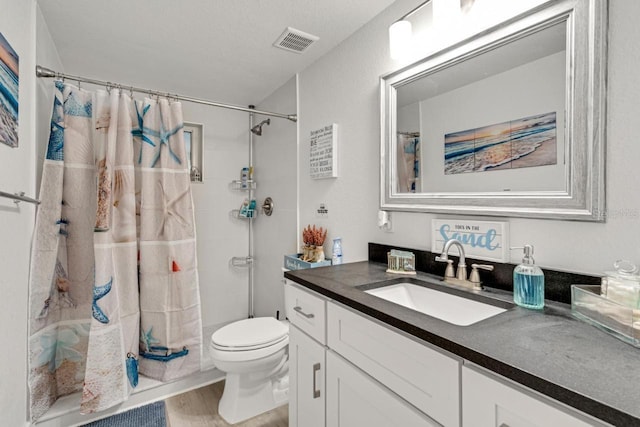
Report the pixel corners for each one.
[28,81,202,420]
[397,132,420,193]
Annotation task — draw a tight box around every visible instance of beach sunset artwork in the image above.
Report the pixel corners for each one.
[444,112,557,175]
[0,32,19,148]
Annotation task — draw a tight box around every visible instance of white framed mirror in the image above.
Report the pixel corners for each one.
[380,0,607,221]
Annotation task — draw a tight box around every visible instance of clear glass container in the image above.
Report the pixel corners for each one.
[572,284,640,347]
[600,260,640,309]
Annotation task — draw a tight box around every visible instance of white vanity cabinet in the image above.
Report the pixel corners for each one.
[285,279,455,427]
[462,365,606,427]
[285,279,608,427]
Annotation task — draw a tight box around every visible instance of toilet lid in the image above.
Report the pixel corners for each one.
[211,317,288,350]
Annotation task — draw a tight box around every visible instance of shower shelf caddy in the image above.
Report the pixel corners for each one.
[230,208,258,219]
[229,180,257,191]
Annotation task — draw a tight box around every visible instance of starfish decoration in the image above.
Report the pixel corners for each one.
[141,326,160,352]
[92,277,112,324]
[148,111,183,168]
[65,91,92,117]
[154,181,191,238]
[132,102,155,165]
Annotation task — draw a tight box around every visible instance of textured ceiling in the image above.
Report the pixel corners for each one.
[37,0,396,107]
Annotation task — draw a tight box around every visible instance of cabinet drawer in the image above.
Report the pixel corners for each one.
[328,301,461,427]
[462,365,605,427]
[285,281,327,344]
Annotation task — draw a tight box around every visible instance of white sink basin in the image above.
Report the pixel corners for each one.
[365,282,508,326]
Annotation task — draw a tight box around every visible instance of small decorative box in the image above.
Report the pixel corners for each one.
[284,254,332,270]
[386,249,416,275]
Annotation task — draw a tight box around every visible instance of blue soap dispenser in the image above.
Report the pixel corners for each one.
[513,245,545,309]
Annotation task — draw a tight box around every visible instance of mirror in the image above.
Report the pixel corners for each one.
[381,0,607,221]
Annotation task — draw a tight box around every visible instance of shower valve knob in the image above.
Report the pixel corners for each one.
[262,197,274,216]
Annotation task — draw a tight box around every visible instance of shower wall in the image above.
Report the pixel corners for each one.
[254,76,299,318]
[181,103,251,329]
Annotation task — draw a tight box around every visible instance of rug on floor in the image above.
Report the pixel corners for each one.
[81,401,166,427]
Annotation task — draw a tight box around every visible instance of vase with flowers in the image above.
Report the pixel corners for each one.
[302,225,328,262]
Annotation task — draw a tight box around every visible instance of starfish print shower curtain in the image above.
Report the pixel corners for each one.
[27,82,202,421]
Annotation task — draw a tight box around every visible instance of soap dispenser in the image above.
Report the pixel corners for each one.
[513,245,545,309]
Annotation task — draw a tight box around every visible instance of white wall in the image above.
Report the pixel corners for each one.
[0,1,36,425]
[183,104,252,328]
[298,0,640,275]
[254,77,298,318]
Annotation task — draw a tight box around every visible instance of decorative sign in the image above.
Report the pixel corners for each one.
[316,203,329,218]
[310,124,338,179]
[431,219,509,262]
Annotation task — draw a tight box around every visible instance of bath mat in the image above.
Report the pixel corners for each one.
[81,401,166,427]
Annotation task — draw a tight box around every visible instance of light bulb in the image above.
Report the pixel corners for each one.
[389,20,412,60]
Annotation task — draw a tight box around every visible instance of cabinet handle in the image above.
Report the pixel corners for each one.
[293,306,315,319]
[313,362,321,398]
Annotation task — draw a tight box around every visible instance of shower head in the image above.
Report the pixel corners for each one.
[251,119,271,136]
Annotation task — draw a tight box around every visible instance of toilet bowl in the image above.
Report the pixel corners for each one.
[210,317,289,424]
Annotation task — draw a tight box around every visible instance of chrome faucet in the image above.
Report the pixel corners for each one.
[435,239,494,291]
[435,239,467,281]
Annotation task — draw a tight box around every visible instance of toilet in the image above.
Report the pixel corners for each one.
[210,317,289,424]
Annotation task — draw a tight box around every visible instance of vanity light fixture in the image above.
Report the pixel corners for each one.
[389,0,431,60]
[389,0,475,60]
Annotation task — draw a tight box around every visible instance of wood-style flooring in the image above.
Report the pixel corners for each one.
[165,380,288,427]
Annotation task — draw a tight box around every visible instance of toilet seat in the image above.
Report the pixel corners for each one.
[210,317,289,362]
[211,334,288,352]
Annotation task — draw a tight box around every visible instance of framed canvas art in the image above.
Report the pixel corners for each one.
[0,31,18,148]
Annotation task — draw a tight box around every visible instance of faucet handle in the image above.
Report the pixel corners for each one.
[444,259,455,278]
[435,256,455,278]
[469,264,494,284]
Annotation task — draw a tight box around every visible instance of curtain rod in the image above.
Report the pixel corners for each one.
[35,66,298,123]
[0,190,40,205]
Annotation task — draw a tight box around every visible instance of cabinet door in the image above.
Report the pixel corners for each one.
[289,325,326,427]
[326,350,440,427]
[462,365,599,427]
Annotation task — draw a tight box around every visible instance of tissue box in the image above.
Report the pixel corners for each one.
[571,285,640,347]
[284,254,332,270]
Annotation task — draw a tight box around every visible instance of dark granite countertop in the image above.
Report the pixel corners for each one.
[284,261,640,427]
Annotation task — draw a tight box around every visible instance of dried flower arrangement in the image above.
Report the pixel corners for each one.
[301,225,328,262]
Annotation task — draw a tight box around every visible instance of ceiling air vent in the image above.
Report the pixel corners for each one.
[273,27,319,54]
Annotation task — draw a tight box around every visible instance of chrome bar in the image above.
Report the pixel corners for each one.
[0,190,40,205]
[312,362,321,399]
[35,65,298,123]
[293,306,315,319]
